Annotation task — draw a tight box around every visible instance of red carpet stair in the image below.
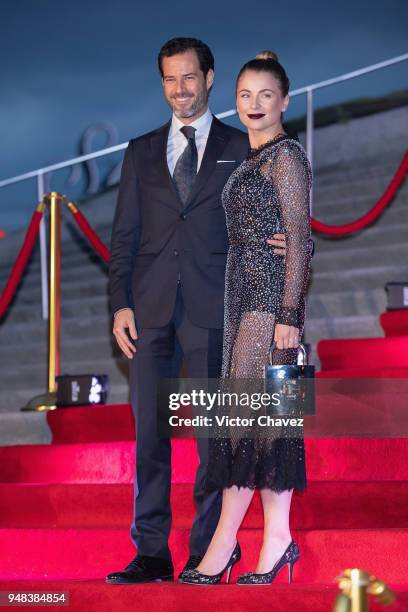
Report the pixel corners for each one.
[0,404,407,611]
[317,310,408,378]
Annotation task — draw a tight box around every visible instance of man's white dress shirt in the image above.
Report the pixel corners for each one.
[166,106,213,175]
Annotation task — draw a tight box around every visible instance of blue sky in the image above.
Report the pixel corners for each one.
[0,0,407,228]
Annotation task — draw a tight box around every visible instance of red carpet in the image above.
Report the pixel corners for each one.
[2,581,407,612]
[380,309,408,337]
[1,438,408,482]
[317,335,408,372]
[1,482,407,530]
[0,404,407,610]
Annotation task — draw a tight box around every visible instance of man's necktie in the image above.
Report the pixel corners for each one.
[172,125,198,205]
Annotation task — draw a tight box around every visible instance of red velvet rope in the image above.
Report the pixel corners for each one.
[311,151,408,236]
[0,207,44,319]
[66,203,110,263]
[65,150,408,260]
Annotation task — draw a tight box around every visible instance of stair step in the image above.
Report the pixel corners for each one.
[0,527,406,582]
[314,157,407,185]
[0,439,406,484]
[0,317,381,361]
[317,336,408,371]
[312,177,408,203]
[0,384,128,416]
[309,264,407,292]
[44,402,407,446]
[306,288,386,318]
[0,412,51,445]
[311,242,408,273]
[312,196,407,224]
[0,581,362,612]
[312,221,408,250]
[0,359,128,391]
[2,287,389,326]
[1,481,406,530]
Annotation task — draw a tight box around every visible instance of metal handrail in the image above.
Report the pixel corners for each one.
[1,52,407,320]
[1,53,407,189]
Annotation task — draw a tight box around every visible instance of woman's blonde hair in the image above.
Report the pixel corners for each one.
[255,51,279,62]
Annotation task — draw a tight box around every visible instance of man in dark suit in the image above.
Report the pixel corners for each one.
[106,37,290,584]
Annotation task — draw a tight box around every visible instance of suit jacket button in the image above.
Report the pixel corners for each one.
[180,213,187,220]
[173,249,179,256]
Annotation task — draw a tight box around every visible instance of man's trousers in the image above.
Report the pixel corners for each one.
[128,285,223,560]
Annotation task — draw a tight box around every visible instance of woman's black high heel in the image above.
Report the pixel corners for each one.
[179,542,241,585]
[236,540,299,585]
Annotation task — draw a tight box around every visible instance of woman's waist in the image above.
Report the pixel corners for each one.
[229,236,273,248]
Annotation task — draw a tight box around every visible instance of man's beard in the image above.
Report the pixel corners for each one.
[167,88,208,119]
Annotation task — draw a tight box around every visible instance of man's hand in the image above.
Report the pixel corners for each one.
[274,323,299,349]
[267,233,286,255]
[113,308,138,359]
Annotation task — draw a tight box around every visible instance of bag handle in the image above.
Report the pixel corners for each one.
[268,341,308,366]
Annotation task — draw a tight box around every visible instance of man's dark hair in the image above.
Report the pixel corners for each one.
[158,37,215,78]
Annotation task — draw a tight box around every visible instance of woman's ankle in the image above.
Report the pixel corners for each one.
[260,532,292,553]
[210,527,238,549]
[196,537,238,575]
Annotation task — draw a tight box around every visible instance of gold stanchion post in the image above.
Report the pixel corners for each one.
[48,191,61,397]
[22,192,63,411]
[334,568,396,612]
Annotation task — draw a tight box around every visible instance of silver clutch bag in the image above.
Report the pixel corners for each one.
[264,342,315,416]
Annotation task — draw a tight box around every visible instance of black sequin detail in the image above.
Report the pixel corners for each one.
[205,137,312,493]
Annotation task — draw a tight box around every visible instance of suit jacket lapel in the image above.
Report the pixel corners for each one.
[149,116,231,213]
[149,120,182,210]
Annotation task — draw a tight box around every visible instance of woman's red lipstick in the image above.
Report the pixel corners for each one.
[247,113,265,119]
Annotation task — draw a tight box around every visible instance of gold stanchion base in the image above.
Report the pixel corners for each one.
[21,392,58,412]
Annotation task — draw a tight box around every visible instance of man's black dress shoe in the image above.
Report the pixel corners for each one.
[106,554,174,584]
[178,555,203,581]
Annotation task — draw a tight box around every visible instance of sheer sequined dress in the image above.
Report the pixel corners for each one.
[205,134,312,493]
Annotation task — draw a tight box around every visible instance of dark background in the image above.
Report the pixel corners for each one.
[1,0,407,227]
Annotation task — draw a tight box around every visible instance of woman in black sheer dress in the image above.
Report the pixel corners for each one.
[181,52,312,585]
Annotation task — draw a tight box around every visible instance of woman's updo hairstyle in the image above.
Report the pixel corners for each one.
[255,50,279,61]
[236,50,290,97]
